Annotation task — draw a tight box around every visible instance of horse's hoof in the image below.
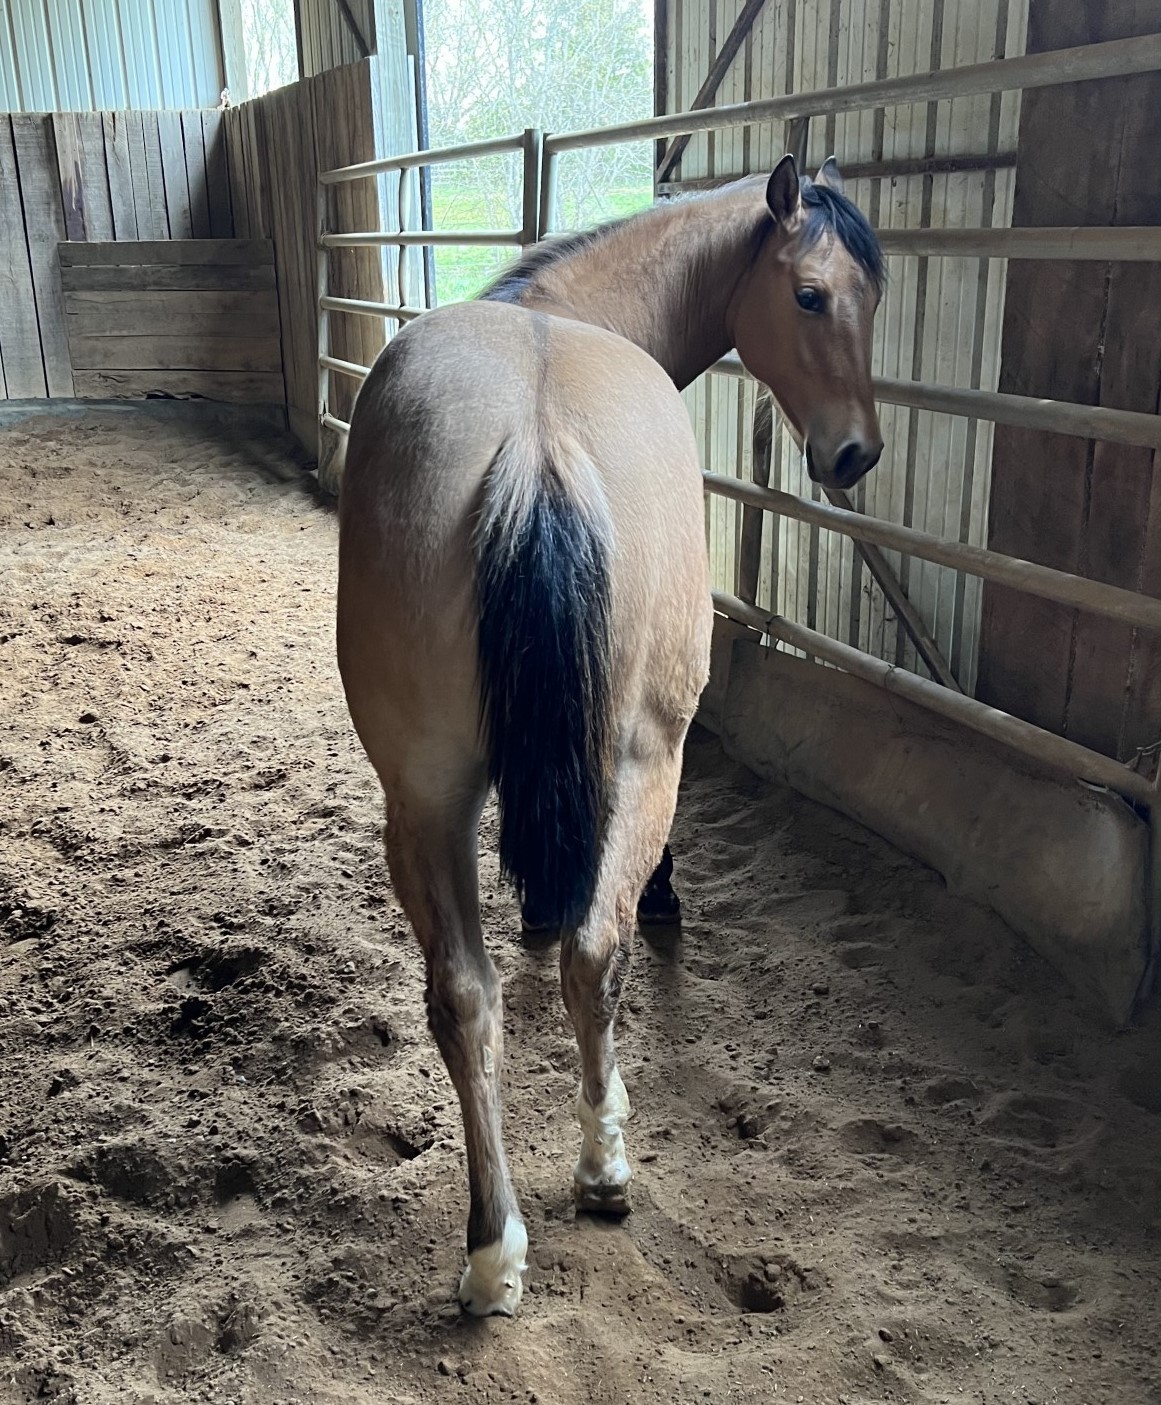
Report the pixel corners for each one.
[520,915,559,936]
[457,1217,528,1318]
[574,1179,632,1218]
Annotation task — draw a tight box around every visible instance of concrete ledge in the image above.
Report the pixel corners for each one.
[701,630,1150,1027]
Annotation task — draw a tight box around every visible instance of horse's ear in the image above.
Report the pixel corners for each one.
[815,155,844,194]
[766,154,800,223]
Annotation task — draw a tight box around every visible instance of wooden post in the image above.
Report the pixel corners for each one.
[977,0,1161,760]
[736,388,772,604]
[521,128,543,245]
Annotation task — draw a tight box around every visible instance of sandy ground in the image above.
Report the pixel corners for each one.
[1,403,1160,1405]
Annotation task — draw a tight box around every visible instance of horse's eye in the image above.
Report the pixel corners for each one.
[795,287,826,314]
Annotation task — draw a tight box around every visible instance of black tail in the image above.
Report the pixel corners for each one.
[474,438,614,930]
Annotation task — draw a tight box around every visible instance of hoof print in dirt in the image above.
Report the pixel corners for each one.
[0,1181,89,1287]
[164,945,270,1043]
[0,890,57,944]
[721,1251,823,1315]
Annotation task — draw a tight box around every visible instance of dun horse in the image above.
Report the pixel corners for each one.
[335,154,885,1317]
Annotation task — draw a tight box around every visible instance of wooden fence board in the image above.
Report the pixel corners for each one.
[53,111,114,242]
[977,0,1161,757]
[2,105,254,406]
[60,262,276,292]
[68,334,282,373]
[264,81,319,435]
[135,113,171,240]
[0,118,48,398]
[202,111,233,238]
[121,113,158,239]
[65,289,280,339]
[60,238,273,266]
[313,59,385,423]
[72,369,285,402]
[243,101,272,238]
[157,111,193,239]
[182,111,211,238]
[102,111,138,239]
[10,115,73,397]
[223,108,251,239]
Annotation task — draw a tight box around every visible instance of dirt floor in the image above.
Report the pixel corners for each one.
[2,404,1160,1405]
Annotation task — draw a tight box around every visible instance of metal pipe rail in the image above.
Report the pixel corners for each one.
[319,296,425,320]
[317,128,544,459]
[320,354,372,381]
[712,591,1156,808]
[712,354,1161,451]
[320,132,529,184]
[703,472,1161,634]
[877,226,1161,261]
[544,33,1161,154]
[321,229,523,248]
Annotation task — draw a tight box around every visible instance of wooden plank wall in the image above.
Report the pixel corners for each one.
[223,57,387,451]
[298,0,376,77]
[976,0,1161,763]
[60,239,283,404]
[0,109,233,402]
[662,0,1028,694]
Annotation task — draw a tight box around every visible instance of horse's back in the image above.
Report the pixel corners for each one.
[336,299,710,774]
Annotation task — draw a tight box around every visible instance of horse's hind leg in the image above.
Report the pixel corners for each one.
[383,782,527,1316]
[561,718,689,1214]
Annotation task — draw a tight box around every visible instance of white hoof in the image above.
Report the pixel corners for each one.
[574,1067,632,1215]
[457,1216,528,1317]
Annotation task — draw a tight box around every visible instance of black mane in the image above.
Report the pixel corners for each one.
[478,222,626,303]
[799,177,886,292]
[476,174,885,304]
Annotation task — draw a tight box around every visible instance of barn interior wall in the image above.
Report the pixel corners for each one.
[0,109,235,402]
[0,0,227,112]
[297,0,377,76]
[660,0,1028,695]
[976,0,1161,764]
[223,57,395,453]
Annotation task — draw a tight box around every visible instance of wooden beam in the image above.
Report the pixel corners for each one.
[59,238,273,265]
[66,333,283,372]
[653,0,668,178]
[61,262,275,292]
[655,0,768,182]
[736,388,773,606]
[0,117,48,398]
[64,289,280,338]
[10,116,72,396]
[334,0,372,56]
[73,369,285,402]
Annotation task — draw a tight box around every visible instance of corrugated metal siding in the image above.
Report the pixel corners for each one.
[664,0,1028,694]
[0,0,225,112]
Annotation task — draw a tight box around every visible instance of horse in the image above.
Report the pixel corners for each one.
[334,152,885,1318]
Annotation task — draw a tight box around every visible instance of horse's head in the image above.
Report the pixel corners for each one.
[731,154,885,491]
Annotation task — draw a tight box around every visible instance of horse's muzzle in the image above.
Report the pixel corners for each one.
[807,438,883,491]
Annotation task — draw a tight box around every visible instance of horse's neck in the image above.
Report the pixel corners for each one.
[521,189,767,389]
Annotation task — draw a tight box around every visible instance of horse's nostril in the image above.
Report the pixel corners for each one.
[833,440,880,488]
